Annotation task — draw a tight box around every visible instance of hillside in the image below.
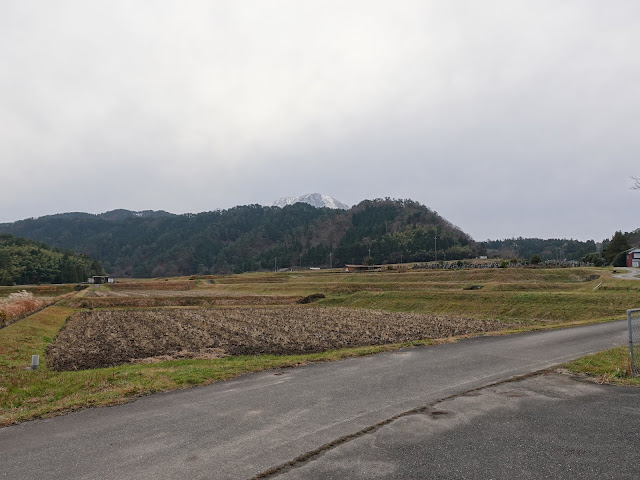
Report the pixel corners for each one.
[0,199,478,277]
[0,234,104,285]
[482,237,597,262]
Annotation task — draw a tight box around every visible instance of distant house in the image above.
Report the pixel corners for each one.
[87,275,114,284]
[626,248,640,268]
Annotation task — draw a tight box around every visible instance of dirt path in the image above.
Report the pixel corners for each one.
[613,267,640,280]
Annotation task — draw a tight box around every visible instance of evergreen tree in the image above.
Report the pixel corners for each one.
[603,231,630,265]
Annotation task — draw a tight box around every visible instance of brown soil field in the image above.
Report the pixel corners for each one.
[47,307,512,371]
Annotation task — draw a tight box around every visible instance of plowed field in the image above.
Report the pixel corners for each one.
[47,307,511,370]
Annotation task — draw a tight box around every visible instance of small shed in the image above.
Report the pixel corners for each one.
[626,248,640,268]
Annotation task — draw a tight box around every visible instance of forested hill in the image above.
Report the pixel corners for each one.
[0,199,478,277]
[482,238,597,262]
[0,234,104,285]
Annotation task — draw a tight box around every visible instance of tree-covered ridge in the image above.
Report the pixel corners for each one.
[333,199,475,265]
[483,230,640,267]
[3,201,637,277]
[0,234,104,285]
[0,199,480,277]
[481,237,597,262]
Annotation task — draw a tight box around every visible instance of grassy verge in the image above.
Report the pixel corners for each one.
[564,346,640,386]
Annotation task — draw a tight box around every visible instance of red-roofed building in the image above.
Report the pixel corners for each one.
[626,248,640,268]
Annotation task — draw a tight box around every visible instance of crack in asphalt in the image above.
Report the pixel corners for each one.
[251,369,551,479]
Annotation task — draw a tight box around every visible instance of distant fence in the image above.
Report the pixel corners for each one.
[628,309,640,375]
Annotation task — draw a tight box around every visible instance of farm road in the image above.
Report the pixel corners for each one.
[613,267,640,280]
[0,320,630,480]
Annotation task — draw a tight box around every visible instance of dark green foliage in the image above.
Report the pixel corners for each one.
[612,251,628,267]
[0,234,104,285]
[333,199,474,266]
[530,254,541,264]
[0,199,479,277]
[603,231,630,265]
[482,237,597,262]
[581,253,606,267]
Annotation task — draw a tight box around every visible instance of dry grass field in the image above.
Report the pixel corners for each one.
[0,284,79,328]
[0,291,46,328]
[2,265,638,425]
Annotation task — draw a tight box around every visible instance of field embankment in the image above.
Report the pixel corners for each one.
[63,294,300,308]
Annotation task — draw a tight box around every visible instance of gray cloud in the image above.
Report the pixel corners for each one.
[1,1,638,241]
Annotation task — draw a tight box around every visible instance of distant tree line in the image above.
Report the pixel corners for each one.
[481,237,597,263]
[593,230,635,267]
[4,200,634,278]
[483,230,639,267]
[0,200,480,277]
[0,234,104,285]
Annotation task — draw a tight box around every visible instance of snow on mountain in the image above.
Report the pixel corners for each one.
[272,193,350,210]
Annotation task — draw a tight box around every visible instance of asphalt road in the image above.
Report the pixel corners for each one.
[0,320,630,480]
[276,373,640,479]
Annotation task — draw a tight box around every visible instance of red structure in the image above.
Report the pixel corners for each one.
[626,248,640,268]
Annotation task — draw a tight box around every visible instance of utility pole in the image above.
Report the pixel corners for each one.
[274,258,277,272]
[329,252,333,269]
[434,236,437,262]
[299,253,302,267]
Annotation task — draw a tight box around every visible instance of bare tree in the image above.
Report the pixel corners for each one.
[632,176,640,190]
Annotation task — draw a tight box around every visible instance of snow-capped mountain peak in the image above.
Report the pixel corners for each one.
[272,193,350,210]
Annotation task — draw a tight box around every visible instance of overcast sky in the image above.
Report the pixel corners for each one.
[1,1,638,241]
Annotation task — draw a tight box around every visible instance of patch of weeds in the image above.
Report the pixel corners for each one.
[564,346,640,387]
